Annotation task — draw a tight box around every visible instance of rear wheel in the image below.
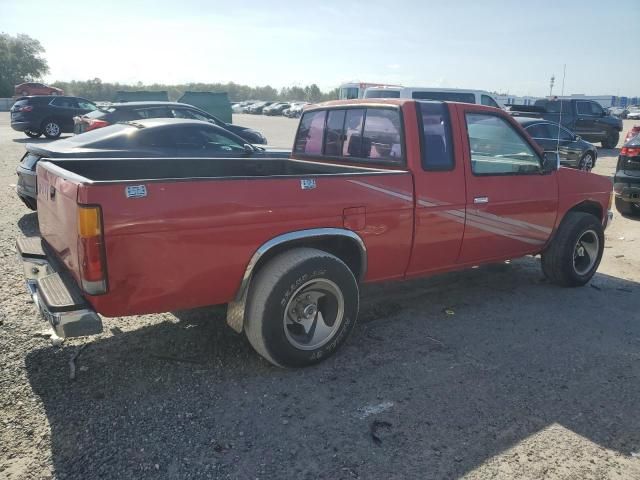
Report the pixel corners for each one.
[42,119,61,139]
[578,152,595,171]
[244,248,359,367]
[24,130,42,138]
[601,131,619,149]
[541,212,604,286]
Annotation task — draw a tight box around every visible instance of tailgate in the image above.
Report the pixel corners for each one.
[36,162,83,284]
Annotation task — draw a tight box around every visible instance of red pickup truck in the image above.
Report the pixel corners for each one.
[18,99,613,367]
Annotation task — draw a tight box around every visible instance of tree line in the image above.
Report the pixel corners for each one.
[1,33,339,102]
[50,79,340,103]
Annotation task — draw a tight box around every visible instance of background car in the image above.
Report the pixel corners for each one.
[10,95,97,138]
[608,106,628,119]
[263,102,290,116]
[283,102,310,118]
[614,133,640,216]
[14,82,64,97]
[626,107,640,120]
[74,101,267,144]
[247,101,274,114]
[15,118,290,209]
[515,117,598,171]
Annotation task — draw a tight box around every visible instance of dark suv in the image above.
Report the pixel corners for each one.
[74,101,267,144]
[10,96,97,139]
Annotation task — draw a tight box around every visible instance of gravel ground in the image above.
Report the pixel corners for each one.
[0,113,639,480]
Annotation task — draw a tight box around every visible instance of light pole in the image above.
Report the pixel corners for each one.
[549,75,555,97]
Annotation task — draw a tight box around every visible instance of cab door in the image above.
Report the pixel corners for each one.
[456,105,558,264]
[406,102,466,275]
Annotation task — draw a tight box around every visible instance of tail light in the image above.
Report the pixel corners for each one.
[620,147,640,157]
[86,119,110,131]
[77,205,107,295]
[16,105,33,112]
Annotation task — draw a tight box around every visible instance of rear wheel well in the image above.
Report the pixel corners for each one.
[252,236,364,283]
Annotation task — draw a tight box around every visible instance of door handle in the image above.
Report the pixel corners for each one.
[473,196,489,204]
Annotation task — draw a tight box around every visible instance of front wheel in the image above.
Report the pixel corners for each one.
[42,120,61,139]
[578,151,595,171]
[601,131,619,149]
[24,130,42,138]
[244,248,359,367]
[541,212,604,286]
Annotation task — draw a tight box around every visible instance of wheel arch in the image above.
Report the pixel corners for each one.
[567,200,603,223]
[226,228,367,333]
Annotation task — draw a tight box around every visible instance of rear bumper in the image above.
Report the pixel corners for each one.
[11,121,35,132]
[613,172,640,202]
[17,236,102,339]
[16,165,37,200]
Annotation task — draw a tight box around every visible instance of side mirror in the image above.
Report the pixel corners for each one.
[243,144,254,154]
[574,135,581,142]
[542,151,560,173]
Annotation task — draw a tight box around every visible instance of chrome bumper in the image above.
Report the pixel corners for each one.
[18,237,103,339]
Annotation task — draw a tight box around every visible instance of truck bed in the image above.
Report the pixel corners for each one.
[41,157,396,182]
[36,157,415,317]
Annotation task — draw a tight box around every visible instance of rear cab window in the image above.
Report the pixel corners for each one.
[417,102,454,171]
[293,106,404,165]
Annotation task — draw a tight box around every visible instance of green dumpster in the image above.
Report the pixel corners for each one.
[178,91,232,124]
[115,91,169,102]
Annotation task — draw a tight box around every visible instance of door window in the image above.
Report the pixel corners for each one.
[418,102,454,170]
[135,107,172,119]
[466,113,541,175]
[172,108,218,125]
[546,124,574,141]
[51,97,78,108]
[525,123,552,139]
[77,100,97,111]
[576,101,600,116]
[481,95,500,108]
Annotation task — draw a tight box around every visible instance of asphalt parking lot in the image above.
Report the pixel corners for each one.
[0,112,639,480]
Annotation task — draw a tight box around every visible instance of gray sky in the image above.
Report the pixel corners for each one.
[2,0,638,96]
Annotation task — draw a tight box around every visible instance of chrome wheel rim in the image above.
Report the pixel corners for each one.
[580,153,593,171]
[45,122,59,136]
[283,279,344,350]
[573,229,599,275]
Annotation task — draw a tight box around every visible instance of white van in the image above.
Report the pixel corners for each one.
[363,86,503,108]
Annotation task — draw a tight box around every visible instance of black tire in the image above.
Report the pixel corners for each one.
[615,196,640,216]
[19,195,37,210]
[577,151,596,171]
[24,130,42,138]
[541,212,604,287]
[244,247,359,368]
[42,119,61,139]
[601,131,619,149]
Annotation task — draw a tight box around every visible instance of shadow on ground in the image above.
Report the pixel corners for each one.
[18,212,38,236]
[24,257,640,479]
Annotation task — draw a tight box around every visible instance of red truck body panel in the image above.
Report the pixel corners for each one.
[42,172,414,316]
[35,99,613,319]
